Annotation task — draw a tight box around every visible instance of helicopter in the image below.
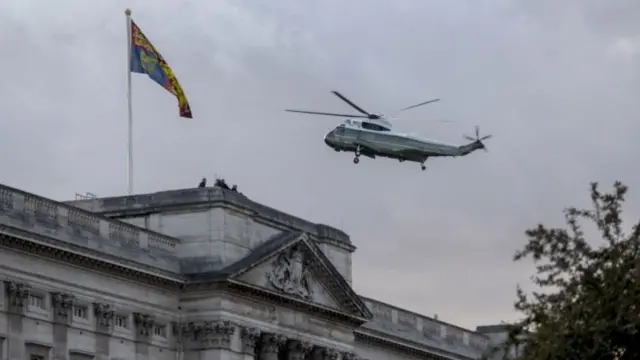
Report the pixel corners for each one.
[285,91,492,171]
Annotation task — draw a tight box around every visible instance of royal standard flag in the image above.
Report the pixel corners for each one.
[130,20,192,118]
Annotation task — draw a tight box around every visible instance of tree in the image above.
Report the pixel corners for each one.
[498,181,640,360]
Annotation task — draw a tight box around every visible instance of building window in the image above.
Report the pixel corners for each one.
[154,324,167,337]
[115,315,128,329]
[29,294,45,310]
[73,305,88,319]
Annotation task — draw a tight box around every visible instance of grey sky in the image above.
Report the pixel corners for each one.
[2,0,640,329]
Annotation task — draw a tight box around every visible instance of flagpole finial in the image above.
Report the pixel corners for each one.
[125,8,132,16]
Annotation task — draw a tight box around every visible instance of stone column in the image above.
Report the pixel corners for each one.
[51,292,74,360]
[240,327,261,358]
[258,333,286,360]
[133,312,155,360]
[286,340,312,360]
[93,303,114,360]
[0,335,6,360]
[341,352,358,360]
[5,281,29,360]
[176,322,200,354]
[310,347,339,360]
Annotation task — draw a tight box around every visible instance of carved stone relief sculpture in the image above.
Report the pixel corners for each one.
[5,281,29,313]
[266,246,313,300]
[240,326,261,354]
[133,312,155,337]
[93,303,115,331]
[51,292,75,320]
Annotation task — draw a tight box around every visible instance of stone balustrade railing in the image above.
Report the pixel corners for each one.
[0,184,179,254]
[362,298,489,357]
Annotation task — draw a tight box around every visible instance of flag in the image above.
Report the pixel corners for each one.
[130,19,192,118]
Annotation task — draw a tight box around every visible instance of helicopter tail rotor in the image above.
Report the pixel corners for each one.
[463,126,492,152]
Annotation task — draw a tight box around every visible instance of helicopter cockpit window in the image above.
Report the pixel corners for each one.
[361,122,390,132]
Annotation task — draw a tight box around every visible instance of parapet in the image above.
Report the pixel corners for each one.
[360,297,489,359]
[0,184,181,277]
[65,186,353,248]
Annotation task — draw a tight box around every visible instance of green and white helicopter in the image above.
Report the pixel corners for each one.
[286,91,492,171]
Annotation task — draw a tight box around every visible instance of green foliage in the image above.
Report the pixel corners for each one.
[500,182,640,360]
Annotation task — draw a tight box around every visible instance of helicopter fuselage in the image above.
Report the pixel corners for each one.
[323,119,484,167]
[285,90,489,170]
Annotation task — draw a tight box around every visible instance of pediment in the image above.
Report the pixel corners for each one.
[226,232,371,320]
[235,243,340,309]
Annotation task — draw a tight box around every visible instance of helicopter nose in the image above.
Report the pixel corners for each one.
[324,131,335,146]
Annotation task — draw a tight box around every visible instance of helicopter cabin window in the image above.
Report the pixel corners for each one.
[361,122,389,131]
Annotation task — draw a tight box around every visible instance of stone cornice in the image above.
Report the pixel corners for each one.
[0,224,179,281]
[187,279,368,327]
[230,280,368,326]
[0,232,184,291]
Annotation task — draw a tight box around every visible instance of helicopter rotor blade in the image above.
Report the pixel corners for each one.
[397,98,440,112]
[331,91,372,116]
[475,126,480,138]
[463,135,475,141]
[390,116,452,124]
[480,134,492,141]
[285,110,369,118]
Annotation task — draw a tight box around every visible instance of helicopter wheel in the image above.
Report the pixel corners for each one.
[353,157,360,164]
[421,164,426,171]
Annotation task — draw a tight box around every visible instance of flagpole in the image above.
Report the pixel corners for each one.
[125,8,134,195]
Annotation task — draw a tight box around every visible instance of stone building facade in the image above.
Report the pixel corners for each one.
[0,183,507,360]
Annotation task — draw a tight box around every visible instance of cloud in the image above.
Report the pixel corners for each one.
[2,0,640,329]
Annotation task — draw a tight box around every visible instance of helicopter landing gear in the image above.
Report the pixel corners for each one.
[421,164,426,171]
[353,145,362,164]
[353,157,360,164]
